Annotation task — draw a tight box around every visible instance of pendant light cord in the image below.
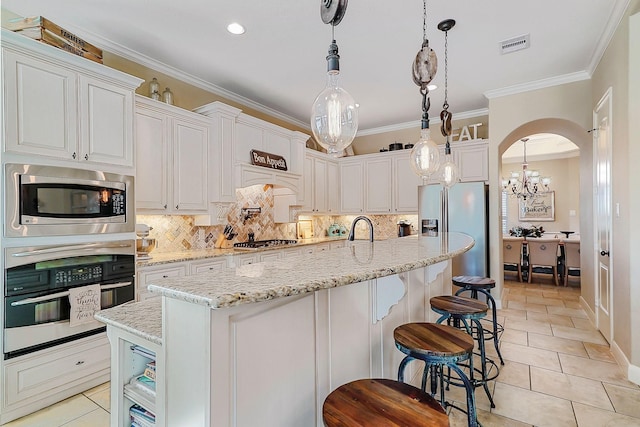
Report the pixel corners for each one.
[422,0,427,44]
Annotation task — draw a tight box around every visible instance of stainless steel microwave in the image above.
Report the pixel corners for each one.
[5,164,134,237]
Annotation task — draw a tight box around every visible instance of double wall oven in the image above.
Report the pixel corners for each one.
[3,164,136,360]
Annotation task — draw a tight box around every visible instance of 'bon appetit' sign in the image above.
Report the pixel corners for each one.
[250,150,288,171]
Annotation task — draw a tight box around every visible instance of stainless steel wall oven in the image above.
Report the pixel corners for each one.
[3,240,135,359]
[4,163,134,237]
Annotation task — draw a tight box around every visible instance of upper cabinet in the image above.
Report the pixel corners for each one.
[232,114,308,198]
[1,30,142,168]
[365,157,393,213]
[340,160,364,213]
[430,139,489,184]
[135,97,209,214]
[302,150,339,214]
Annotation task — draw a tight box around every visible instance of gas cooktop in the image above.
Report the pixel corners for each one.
[233,239,298,250]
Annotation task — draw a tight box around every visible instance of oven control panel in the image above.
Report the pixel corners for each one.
[54,266,103,286]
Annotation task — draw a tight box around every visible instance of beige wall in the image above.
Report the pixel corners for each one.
[488,81,593,319]
[590,1,640,368]
[629,9,640,371]
[503,157,581,233]
[352,115,489,155]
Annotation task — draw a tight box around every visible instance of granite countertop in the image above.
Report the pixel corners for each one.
[148,233,473,309]
[95,297,162,345]
[136,236,348,267]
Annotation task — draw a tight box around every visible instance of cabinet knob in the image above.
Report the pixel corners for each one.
[176,205,179,209]
[164,204,167,209]
[72,152,77,159]
[162,275,169,278]
[84,154,89,161]
[75,360,85,366]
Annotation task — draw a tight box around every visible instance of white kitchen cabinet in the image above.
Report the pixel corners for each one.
[136,262,188,301]
[393,152,423,212]
[340,161,364,213]
[326,161,340,213]
[2,32,141,167]
[1,334,110,424]
[233,254,258,266]
[456,140,489,182]
[302,150,336,213]
[365,157,393,213]
[135,97,209,214]
[190,258,228,275]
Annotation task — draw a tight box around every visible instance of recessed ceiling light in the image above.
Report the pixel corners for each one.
[427,84,438,91]
[227,22,245,35]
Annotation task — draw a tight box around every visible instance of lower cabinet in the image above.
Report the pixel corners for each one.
[1,334,110,424]
[137,263,188,301]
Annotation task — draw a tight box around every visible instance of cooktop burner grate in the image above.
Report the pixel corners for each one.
[233,239,298,249]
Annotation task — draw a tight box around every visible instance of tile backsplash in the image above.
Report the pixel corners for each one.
[138,185,418,253]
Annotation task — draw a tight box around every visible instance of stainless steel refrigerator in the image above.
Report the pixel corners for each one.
[418,182,489,277]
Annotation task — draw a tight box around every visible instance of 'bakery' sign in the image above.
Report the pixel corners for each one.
[250,150,288,171]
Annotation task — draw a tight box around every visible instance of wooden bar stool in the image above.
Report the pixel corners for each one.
[323,378,449,427]
[430,295,497,409]
[394,323,478,427]
[452,275,505,365]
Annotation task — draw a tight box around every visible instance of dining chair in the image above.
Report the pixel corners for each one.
[503,237,524,282]
[526,238,560,285]
[563,240,581,285]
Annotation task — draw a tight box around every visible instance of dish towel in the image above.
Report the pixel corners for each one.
[68,284,101,327]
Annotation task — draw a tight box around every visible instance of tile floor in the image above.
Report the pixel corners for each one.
[4,279,640,426]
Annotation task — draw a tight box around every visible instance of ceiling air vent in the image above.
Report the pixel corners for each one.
[500,34,530,54]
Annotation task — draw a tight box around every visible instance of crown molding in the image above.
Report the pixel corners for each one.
[356,108,489,137]
[484,71,590,100]
[586,0,630,75]
[60,23,311,130]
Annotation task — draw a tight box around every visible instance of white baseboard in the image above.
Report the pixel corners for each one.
[611,341,640,386]
[579,296,596,324]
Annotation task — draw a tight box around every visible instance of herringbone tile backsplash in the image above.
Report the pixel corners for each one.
[138,185,418,253]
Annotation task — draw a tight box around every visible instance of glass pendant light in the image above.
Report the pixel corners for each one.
[311,0,358,155]
[409,0,440,181]
[436,19,459,189]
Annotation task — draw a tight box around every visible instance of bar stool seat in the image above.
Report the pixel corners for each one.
[452,275,505,365]
[395,323,478,427]
[322,378,449,427]
[430,295,497,409]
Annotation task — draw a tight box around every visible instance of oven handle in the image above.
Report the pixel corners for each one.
[11,290,71,306]
[100,281,133,290]
[10,281,133,306]
[11,242,133,257]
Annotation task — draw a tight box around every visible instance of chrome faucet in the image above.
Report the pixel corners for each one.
[348,216,374,242]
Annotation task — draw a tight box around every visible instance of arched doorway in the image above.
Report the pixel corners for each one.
[492,118,594,322]
[500,133,580,285]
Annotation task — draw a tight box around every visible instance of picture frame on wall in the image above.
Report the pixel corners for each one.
[518,191,555,221]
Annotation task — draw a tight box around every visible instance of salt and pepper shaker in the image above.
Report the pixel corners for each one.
[162,87,174,105]
[149,77,160,100]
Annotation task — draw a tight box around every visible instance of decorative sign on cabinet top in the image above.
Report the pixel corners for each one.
[250,150,288,171]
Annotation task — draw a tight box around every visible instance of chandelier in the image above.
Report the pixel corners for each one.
[502,138,551,200]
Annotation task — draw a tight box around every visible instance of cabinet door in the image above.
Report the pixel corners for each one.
[326,161,340,214]
[393,154,422,212]
[135,107,170,211]
[302,155,314,212]
[190,258,227,274]
[365,158,392,213]
[3,50,78,159]
[340,162,364,213]
[79,75,134,166]
[457,144,489,182]
[313,158,328,213]
[137,264,187,300]
[173,118,208,212]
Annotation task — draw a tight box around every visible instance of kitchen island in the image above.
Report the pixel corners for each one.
[97,232,473,427]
